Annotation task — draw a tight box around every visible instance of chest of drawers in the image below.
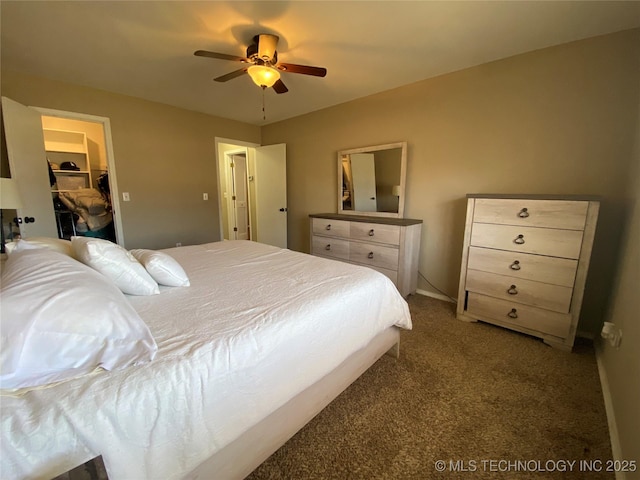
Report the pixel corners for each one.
[456,195,599,351]
[309,214,422,297]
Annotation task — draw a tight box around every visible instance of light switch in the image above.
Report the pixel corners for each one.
[203,193,209,200]
[122,192,130,201]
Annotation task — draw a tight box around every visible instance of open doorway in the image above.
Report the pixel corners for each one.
[217,141,256,242]
[221,150,251,241]
[215,138,288,248]
[35,108,124,245]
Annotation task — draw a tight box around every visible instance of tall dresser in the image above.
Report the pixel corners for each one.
[309,214,422,297]
[456,194,599,351]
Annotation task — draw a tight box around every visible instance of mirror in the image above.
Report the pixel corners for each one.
[338,142,407,218]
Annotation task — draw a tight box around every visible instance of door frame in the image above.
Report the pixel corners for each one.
[33,107,124,245]
[215,137,259,241]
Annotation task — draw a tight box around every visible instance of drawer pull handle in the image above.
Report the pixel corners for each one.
[507,285,518,295]
[513,234,525,245]
[510,260,521,270]
[508,308,518,319]
[368,252,374,259]
[325,244,331,251]
[325,224,331,231]
[518,208,530,218]
[368,229,375,236]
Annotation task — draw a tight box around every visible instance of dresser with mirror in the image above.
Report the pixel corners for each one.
[310,142,422,297]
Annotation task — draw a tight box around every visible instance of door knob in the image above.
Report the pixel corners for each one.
[24,217,36,224]
[279,208,288,212]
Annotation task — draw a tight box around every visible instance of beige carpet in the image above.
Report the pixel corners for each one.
[247,295,613,479]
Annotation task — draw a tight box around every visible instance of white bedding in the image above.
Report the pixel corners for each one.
[0,240,411,479]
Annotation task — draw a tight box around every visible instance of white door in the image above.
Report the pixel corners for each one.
[350,153,377,212]
[253,144,287,248]
[1,97,58,238]
[231,154,250,240]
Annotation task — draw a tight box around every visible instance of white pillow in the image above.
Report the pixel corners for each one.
[0,249,157,391]
[5,237,75,258]
[71,236,159,296]
[130,249,190,287]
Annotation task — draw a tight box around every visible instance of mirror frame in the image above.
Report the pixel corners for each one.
[337,141,407,218]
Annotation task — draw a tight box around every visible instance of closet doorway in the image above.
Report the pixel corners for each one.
[216,138,287,248]
[37,110,122,244]
[1,96,124,245]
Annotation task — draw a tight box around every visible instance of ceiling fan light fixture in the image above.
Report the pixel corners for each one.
[247,64,280,88]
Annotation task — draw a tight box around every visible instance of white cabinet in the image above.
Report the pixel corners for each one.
[310,213,422,297]
[456,194,599,351]
[44,129,92,193]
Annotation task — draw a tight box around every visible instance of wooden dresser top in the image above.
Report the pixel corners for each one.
[310,213,422,226]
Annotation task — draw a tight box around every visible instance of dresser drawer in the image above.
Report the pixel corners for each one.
[466,269,573,313]
[471,223,584,259]
[467,292,572,339]
[350,222,400,246]
[349,242,399,271]
[311,236,349,261]
[467,246,578,287]
[312,218,350,238]
[473,199,588,230]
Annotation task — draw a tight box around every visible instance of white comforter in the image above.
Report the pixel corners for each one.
[1,240,411,479]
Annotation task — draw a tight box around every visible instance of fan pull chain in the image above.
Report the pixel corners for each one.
[261,86,267,121]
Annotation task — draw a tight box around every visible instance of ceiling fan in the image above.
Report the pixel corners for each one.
[194,34,327,94]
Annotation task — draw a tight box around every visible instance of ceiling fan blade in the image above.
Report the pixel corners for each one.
[214,68,248,82]
[272,79,288,94]
[277,63,327,77]
[194,50,248,63]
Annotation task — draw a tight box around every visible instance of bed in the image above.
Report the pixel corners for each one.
[0,240,411,479]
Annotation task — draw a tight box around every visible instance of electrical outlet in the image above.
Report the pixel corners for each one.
[601,322,622,348]
[176,242,182,247]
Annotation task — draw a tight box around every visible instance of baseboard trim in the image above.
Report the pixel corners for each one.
[594,342,625,480]
[415,289,455,304]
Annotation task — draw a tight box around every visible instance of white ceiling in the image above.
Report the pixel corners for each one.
[2,1,639,126]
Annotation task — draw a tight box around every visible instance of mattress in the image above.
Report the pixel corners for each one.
[0,240,411,479]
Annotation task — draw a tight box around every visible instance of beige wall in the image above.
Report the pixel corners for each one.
[1,70,261,249]
[263,28,640,337]
[599,99,639,467]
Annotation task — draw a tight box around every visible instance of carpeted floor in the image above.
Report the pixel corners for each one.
[247,294,613,479]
